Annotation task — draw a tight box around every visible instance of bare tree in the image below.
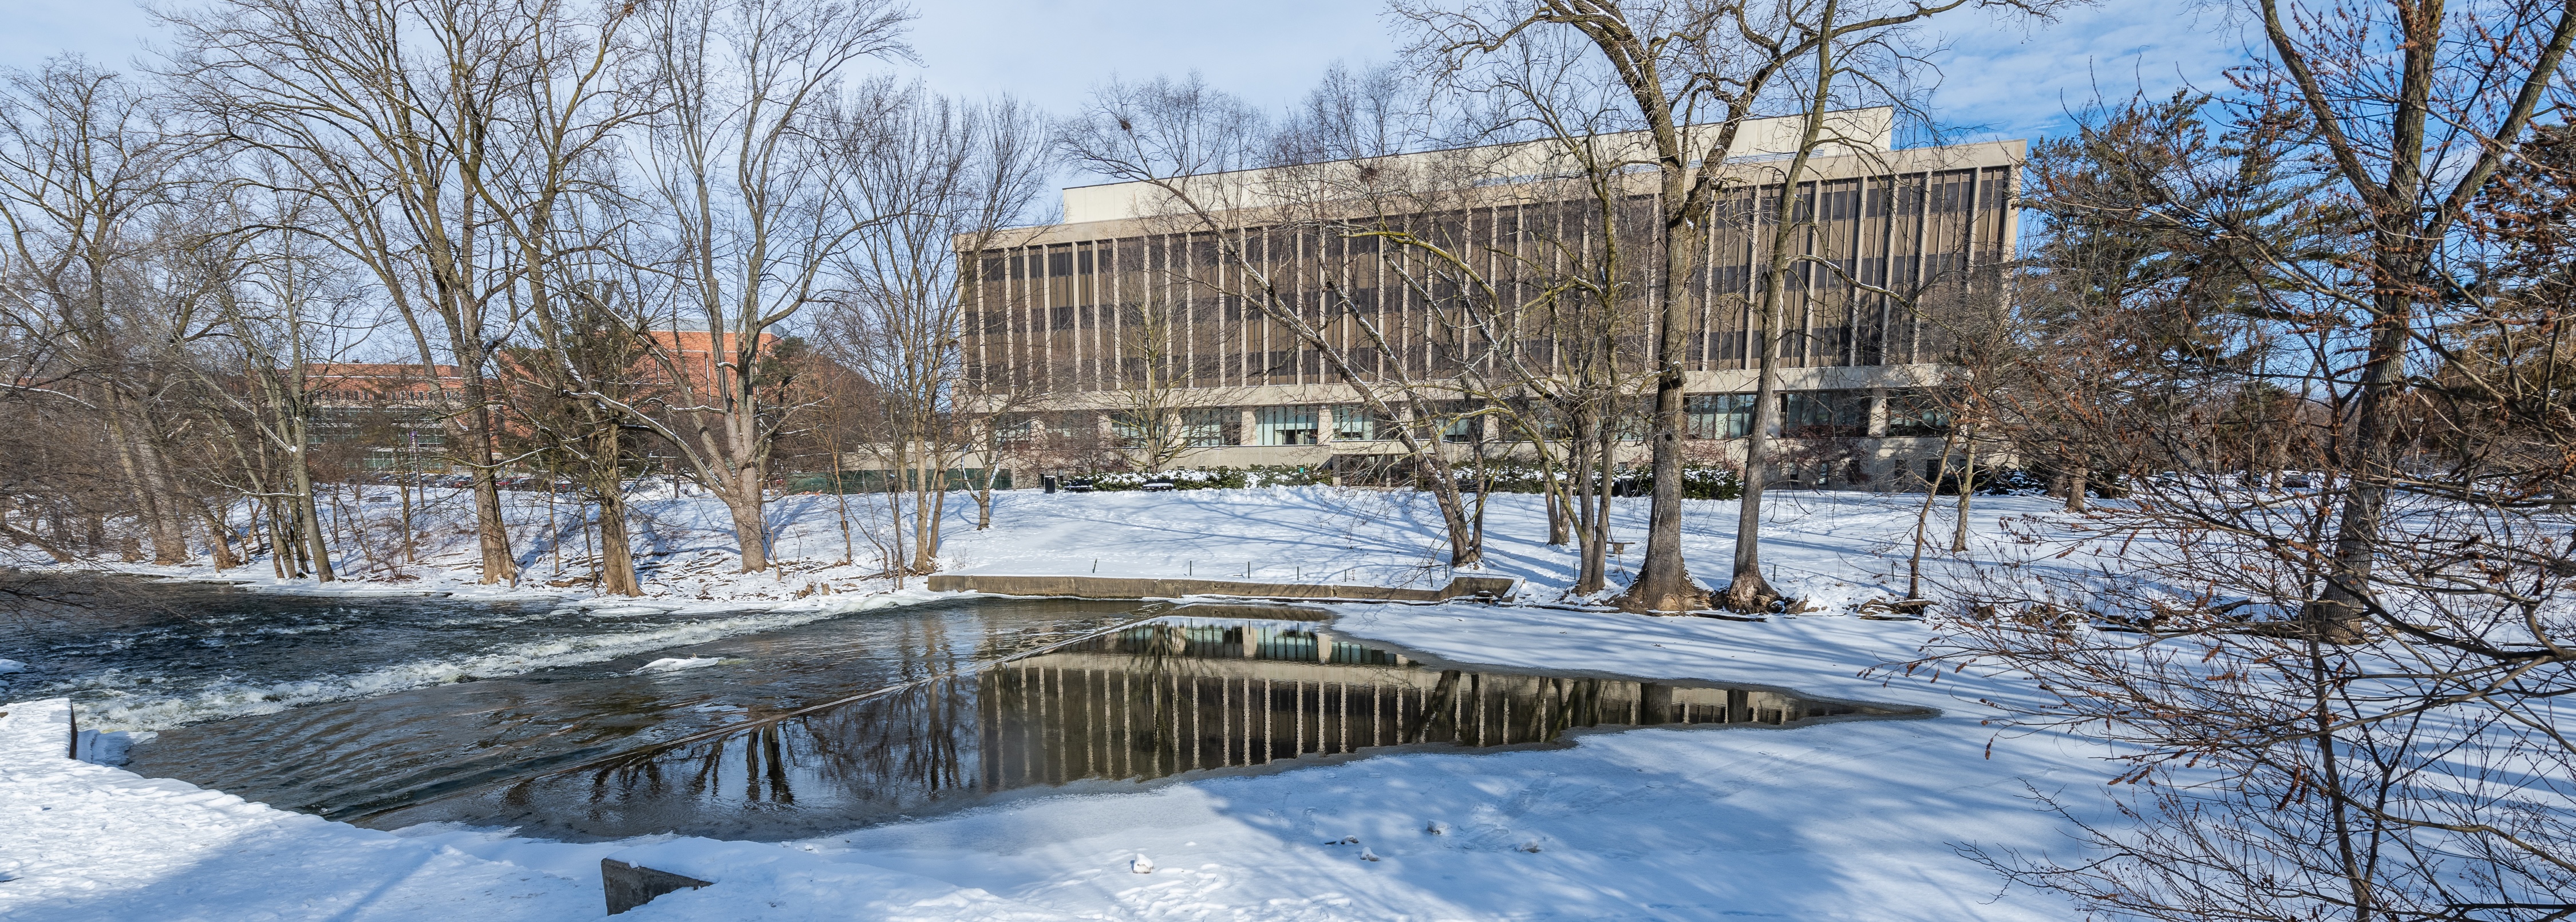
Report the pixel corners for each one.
[0,58,206,565]
[1405,0,2068,612]
[586,0,911,573]
[827,82,1048,573]
[2246,0,2576,636]
[1057,72,1551,569]
[1897,36,2576,917]
[167,0,574,584]
[187,187,367,582]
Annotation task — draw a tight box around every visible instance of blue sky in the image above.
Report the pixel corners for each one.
[5,0,2251,165]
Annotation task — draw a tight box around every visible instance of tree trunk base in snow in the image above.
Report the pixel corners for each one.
[1717,576,1780,614]
[1616,582,1709,615]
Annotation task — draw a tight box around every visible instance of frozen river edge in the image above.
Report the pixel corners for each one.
[0,597,2112,921]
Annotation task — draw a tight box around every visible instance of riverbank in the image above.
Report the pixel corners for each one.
[4,487,2060,735]
[5,484,2049,611]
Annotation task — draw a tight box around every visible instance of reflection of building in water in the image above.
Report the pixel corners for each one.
[976,620,1860,789]
[429,616,1901,841]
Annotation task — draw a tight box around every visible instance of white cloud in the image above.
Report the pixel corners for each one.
[1,0,2254,152]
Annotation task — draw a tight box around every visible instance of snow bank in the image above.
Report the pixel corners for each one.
[603,838,1074,920]
[0,698,606,921]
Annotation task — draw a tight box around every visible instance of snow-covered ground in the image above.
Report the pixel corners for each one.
[12,483,2017,609]
[2,487,2113,920]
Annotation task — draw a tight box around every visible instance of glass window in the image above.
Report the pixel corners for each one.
[1441,403,1480,443]
[1781,391,1868,438]
[1255,405,1319,446]
[1109,413,1149,448]
[1330,405,1380,442]
[1182,408,1232,446]
[1614,396,1652,442]
[1887,391,1951,437]
[1686,394,1756,439]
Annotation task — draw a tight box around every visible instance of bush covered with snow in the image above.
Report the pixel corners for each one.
[1082,466,1334,491]
[1453,462,1744,500]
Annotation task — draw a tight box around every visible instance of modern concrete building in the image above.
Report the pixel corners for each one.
[960,108,2018,486]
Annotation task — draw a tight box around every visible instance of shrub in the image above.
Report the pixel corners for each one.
[1082,465,1333,491]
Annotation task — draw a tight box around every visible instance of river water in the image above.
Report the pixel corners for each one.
[2,573,1923,841]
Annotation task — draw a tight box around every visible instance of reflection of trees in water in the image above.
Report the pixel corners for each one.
[551,616,990,811]
[487,616,1901,838]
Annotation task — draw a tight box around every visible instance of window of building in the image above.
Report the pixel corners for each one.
[1887,391,1951,437]
[1686,393,1756,439]
[1256,405,1319,445]
[1330,405,1383,442]
[1435,401,1481,443]
[1781,391,1868,438]
[1109,413,1150,448]
[1183,408,1233,446]
[1614,396,1652,441]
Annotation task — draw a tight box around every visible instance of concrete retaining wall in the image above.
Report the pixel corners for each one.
[923,573,1516,603]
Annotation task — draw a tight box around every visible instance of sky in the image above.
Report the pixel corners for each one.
[2,0,2254,179]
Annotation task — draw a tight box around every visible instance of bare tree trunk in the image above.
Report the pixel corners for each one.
[594,490,641,596]
[1573,415,1607,593]
[1724,336,1786,611]
[291,460,335,582]
[831,446,856,565]
[400,473,416,564]
[722,474,771,573]
[2065,463,2090,513]
[587,426,642,596]
[1625,188,1701,609]
[461,380,519,584]
[1544,460,1571,546]
[127,416,190,565]
[1907,432,1961,600]
[1951,436,1979,554]
[199,503,239,570]
[262,500,291,578]
[101,393,187,565]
